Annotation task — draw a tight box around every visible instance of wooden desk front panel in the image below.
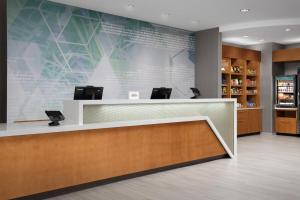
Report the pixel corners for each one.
[0,121,226,199]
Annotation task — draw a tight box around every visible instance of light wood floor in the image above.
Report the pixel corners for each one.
[47,133,300,200]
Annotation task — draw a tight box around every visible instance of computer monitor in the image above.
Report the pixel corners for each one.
[150,87,172,99]
[74,86,103,100]
[190,88,201,99]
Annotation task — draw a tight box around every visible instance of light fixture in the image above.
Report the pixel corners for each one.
[285,28,291,32]
[126,3,135,11]
[240,8,250,13]
[259,39,265,42]
[243,35,249,38]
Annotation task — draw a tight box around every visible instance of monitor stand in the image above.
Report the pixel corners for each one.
[48,121,60,126]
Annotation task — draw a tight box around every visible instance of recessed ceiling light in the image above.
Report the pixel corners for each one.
[259,39,265,42]
[161,13,170,19]
[126,3,135,11]
[240,8,250,13]
[285,28,291,32]
[243,35,249,38]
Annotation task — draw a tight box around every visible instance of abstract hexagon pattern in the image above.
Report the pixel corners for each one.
[7,0,196,122]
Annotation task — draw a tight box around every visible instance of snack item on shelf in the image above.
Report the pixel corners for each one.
[246,79,256,87]
[231,66,243,74]
[247,68,256,75]
[231,78,242,86]
[222,76,227,85]
[247,102,257,107]
[222,87,227,95]
[247,89,257,95]
[231,88,243,95]
[222,59,230,72]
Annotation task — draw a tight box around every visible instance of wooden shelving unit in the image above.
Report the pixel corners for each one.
[222,45,262,136]
[221,54,260,108]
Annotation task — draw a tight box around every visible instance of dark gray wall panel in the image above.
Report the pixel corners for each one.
[0,0,7,123]
[284,62,300,75]
[195,28,221,98]
[284,43,300,49]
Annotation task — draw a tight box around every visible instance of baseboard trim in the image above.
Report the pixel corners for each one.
[15,154,228,200]
[276,133,300,137]
[238,132,261,137]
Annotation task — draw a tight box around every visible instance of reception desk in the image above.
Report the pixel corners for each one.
[0,99,236,199]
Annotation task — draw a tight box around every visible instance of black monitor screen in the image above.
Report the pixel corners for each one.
[74,86,103,100]
[150,88,172,99]
[45,111,65,122]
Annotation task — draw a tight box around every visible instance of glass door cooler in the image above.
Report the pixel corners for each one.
[275,75,297,107]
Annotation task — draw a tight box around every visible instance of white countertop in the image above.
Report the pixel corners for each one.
[0,116,208,138]
[65,98,236,106]
[238,107,262,110]
[274,107,298,111]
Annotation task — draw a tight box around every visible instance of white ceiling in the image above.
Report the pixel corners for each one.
[50,0,300,45]
[222,25,300,46]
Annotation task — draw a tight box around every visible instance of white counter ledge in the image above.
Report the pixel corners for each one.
[65,98,235,105]
[274,107,298,111]
[238,107,262,110]
[0,116,208,138]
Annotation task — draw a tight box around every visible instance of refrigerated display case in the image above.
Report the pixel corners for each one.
[275,75,297,107]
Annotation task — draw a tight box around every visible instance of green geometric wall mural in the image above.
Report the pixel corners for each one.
[7,0,196,122]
